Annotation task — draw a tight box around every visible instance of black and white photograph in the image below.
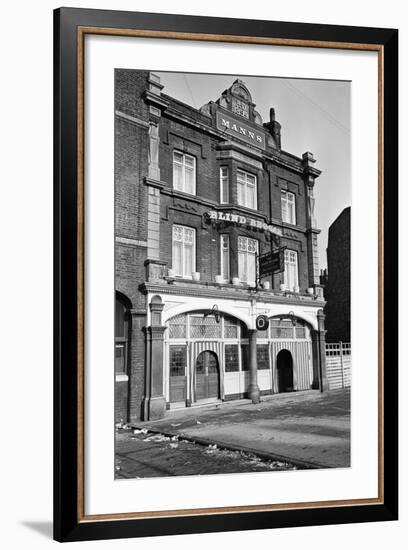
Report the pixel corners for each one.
[114,70,351,479]
[0,0,401,546]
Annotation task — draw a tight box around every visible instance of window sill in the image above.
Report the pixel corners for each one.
[282,220,297,228]
[235,203,260,215]
[171,275,193,280]
[172,187,196,198]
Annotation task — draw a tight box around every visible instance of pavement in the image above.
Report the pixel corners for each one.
[116,388,350,478]
[115,431,297,479]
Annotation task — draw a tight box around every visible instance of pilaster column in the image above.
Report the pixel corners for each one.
[128,309,147,423]
[248,329,260,403]
[144,72,168,266]
[148,325,166,419]
[302,152,322,290]
[142,326,151,421]
[311,310,329,392]
[148,122,160,180]
[142,295,166,420]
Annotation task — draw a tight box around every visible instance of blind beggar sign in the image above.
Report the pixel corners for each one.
[207,210,282,237]
[216,111,266,150]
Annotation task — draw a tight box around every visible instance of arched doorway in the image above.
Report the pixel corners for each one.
[277,349,294,392]
[195,350,220,402]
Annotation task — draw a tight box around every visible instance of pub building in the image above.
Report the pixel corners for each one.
[115,70,328,422]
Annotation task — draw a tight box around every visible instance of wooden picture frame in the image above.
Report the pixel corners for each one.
[54,7,398,542]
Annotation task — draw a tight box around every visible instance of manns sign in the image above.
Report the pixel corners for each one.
[216,111,266,150]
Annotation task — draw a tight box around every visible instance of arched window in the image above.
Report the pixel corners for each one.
[115,293,131,375]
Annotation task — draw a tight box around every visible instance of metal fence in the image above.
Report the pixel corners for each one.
[325,342,351,389]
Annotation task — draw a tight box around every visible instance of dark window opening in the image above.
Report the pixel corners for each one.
[241,344,249,371]
[169,346,187,377]
[257,344,270,370]
[115,293,130,375]
[225,344,239,372]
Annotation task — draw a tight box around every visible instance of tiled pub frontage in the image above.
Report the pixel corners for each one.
[115,70,328,422]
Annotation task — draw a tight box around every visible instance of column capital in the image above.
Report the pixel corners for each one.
[302,151,321,181]
[148,325,166,339]
[149,301,164,313]
[149,295,164,326]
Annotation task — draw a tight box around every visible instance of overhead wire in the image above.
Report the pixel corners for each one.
[281,80,350,136]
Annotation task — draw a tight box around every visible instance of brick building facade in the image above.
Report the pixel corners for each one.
[321,207,351,343]
[115,70,328,423]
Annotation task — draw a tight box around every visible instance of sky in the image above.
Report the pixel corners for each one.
[156,71,351,271]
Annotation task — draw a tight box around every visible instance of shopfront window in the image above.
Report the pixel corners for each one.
[169,346,187,376]
[241,344,249,371]
[225,344,239,372]
[257,344,270,369]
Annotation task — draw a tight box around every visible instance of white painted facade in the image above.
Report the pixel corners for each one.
[146,289,323,408]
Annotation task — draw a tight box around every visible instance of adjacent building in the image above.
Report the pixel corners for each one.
[321,207,351,343]
[115,70,328,422]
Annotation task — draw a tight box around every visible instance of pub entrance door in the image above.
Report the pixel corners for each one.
[277,349,294,392]
[195,350,220,402]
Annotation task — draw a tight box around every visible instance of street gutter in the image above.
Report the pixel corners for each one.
[128,423,330,470]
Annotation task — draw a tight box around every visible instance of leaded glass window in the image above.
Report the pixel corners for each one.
[168,314,187,339]
[257,344,270,370]
[270,319,295,339]
[224,316,239,339]
[190,315,222,339]
[169,346,187,376]
[225,344,239,372]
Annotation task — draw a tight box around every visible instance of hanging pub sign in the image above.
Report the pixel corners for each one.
[256,315,269,331]
[206,210,282,237]
[259,248,285,277]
